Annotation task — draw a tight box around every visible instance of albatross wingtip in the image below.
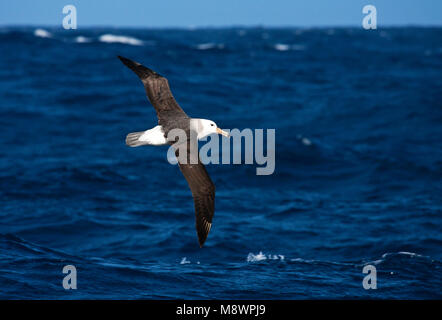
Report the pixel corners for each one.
[117,55,136,67]
[117,55,160,78]
[197,233,207,248]
[117,55,130,61]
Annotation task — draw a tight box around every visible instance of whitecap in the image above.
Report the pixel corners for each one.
[274,43,305,51]
[180,257,191,264]
[397,251,421,257]
[247,252,267,262]
[290,258,315,263]
[301,137,312,146]
[369,259,384,265]
[196,43,224,50]
[99,34,143,46]
[274,43,290,51]
[197,43,214,50]
[297,135,312,146]
[247,252,285,262]
[75,36,92,43]
[381,251,426,260]
[34,28,52,38]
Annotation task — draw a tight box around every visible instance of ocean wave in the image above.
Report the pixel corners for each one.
[34,28,52,38]
[1,26,441,299]
[247,252,344,265]
[274,43,290,51]
[180,257,191,264]
[247,251,440,268]
[98,34,143,46]
[377,251,431,262]
[195,42,225,50]
[0,233,76,260]
[247,252,285,262]
[274,43,305,51]
[75,36,92,43]
[296,134,313,146]
[179,257,201,265]
[360,251,439,272]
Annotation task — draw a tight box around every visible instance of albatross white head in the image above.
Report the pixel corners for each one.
[192,119,229,140]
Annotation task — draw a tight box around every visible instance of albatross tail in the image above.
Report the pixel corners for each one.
[126,132,148,147]
[126,126,168,147]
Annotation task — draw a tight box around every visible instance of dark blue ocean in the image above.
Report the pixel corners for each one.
[0,26,441,299]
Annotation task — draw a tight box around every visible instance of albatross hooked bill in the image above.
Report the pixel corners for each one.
[216,127,229,137]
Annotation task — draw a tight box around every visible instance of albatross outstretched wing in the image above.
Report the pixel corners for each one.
[118,56,188,128]
[178,158,215,247]
[119,55,216,247]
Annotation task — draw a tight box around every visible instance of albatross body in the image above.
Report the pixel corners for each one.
[118,56,229,247]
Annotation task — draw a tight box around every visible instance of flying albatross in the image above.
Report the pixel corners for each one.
[118,56,229,247]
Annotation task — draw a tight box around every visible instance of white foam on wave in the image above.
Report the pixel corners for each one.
[247,252,285,262]
[75,36,92,43]
[369,259,384,265]
[290,257,316,263]
[274,43,305,52]
[248,251,437,267]
[274,43,290,51]
[301,137,312,146]
[384,251,424,258]
[180,257,191,264]
[34,28,52,38]
[196,43,225,50]
[366,252,430,266]
[296,134,312,146]
[398,251,418,256]
[99,34,143,46]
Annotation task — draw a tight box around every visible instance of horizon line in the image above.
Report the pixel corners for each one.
[1,23,442,30]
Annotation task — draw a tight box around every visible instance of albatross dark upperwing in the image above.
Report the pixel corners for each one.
[118,56,188,129]
[178,158,215,247]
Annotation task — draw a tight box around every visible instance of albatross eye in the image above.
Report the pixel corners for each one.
[210,124,214,126]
